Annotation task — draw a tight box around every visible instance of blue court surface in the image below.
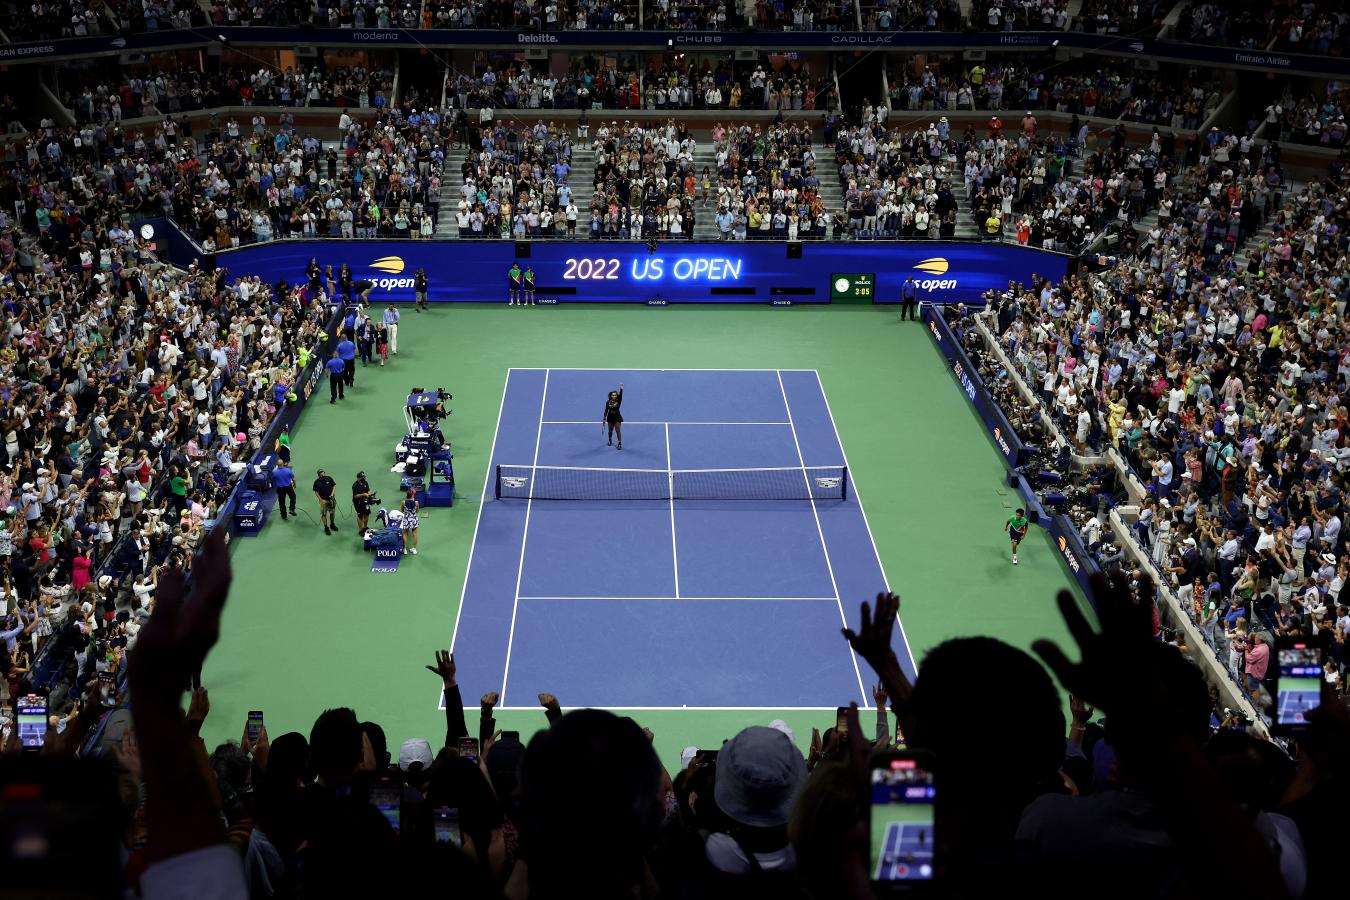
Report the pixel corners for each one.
[873,822,935,881]
[1277,686,1321,726]
[448,368,916,710]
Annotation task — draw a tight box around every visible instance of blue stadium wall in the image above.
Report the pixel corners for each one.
[207,239,1069,305]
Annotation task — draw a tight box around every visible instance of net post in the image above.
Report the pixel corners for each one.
[841,466,849,502]
[494,465,502,500]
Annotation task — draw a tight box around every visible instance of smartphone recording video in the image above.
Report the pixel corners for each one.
[433,806,462,846]
[457,737,479,762]
[370,777,401,833]
[1273,638,1324,735]
[870,751,937,889]
[17,694,47,751]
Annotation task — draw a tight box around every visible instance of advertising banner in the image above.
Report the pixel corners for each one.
[213,239,1066,305]
[1045,513,1102,599]
[4,26,1348,76]
[921,304,1028,468]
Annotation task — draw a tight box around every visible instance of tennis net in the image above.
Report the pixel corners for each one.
[495,464,849,501]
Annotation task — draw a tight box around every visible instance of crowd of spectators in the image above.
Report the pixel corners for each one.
[976,140,1350,721]
[888,56,1225,131]
[50,64,396,128]
[0,123,339,718]
[1,0,206,41]
[8,513,1347,899]
[1263,81,1350,149]
[446,57,825,113]
[1176,1,1350,56]
[830,116,962,238]
[452,117,831,240]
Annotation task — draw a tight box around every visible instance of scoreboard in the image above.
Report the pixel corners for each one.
[831,272,876,302]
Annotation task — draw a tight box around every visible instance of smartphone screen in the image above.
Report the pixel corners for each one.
[17,694,47,750]
[457,737,479,762]
[433,806,462,846]
[870,753,936,885]
[1274,640,1323,732]
[836,706,849,735]
[98,671,114,685]
[370,779,401,833]
[246,710,264,743]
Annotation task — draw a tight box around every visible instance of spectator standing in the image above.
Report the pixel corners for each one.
[384,304,401,354]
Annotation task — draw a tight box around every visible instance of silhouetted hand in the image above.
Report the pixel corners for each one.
[129,529,231,708]
[425,649,456,687]
[538,692,560,714]
[1033,571,1157,719]
[841,591,900,672]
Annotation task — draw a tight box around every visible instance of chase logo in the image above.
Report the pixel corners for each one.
[370,256,405,275]
[913,257,949,275]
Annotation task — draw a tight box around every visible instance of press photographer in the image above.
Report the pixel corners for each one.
[352,471,378,533]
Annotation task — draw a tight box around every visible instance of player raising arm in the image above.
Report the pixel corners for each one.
[1006,508,1029,565]
[602,383,624,450]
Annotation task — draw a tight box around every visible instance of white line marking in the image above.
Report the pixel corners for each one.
[448,369,513,654]
[488,705,854,711]
[500,368,550,704]
[496,464,844,474]
[813,370,919,677]
[515,596,842,601]
[778,369,869,706]
[507,367,813,372]
[542,420,792,426]
[665,422,680,599]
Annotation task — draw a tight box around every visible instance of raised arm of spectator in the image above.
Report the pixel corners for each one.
[872,681,890,745]
[538,691,562,725]
[426,649,467,746]
[1034,572,1286,899]
[126,528,245,898]
[842,592,913,729]
[479,690,499,747]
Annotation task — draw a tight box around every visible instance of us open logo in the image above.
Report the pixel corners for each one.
[502,477,529,489]
[815,477,842,490]
[368,256,416,290]
[913,258,957,291]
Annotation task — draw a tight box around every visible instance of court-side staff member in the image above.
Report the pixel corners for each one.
[900,276,919,321]
[414,268,429,313]
[353,471,375,532]
[523,265,536,306]
[273,460,297,520]
[336,334,357,387]
[383,303,400,355]
[314,468,338,535]
[603,382,624,450]
[326,350,346,403]
[508,261,522,305]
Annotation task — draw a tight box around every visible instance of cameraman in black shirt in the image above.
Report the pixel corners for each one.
[352,471,376,533]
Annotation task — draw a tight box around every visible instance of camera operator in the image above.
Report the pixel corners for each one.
[352,471,376,532]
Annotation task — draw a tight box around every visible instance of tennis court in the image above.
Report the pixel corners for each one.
[1277,677,1321,726]
[449,367,917,710]
[871,819,936,881]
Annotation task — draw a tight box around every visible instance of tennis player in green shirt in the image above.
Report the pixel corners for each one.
[1005,508,1029,565]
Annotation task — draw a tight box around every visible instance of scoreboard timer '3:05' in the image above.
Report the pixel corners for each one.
[831,273,875,301]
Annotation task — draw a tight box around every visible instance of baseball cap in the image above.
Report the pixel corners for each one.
[399,737,434,772]
[713,726,807,828]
